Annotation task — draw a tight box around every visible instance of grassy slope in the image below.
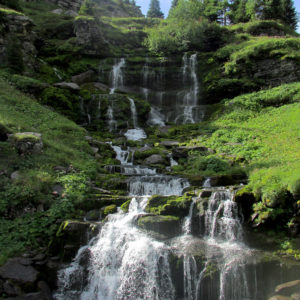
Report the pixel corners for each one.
[0,77,98,263]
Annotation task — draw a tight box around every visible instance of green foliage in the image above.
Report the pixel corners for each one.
[224,37,300,75]
[145,18,229,55]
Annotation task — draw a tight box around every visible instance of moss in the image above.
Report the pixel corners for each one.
[103,204,117,216]
[145,194,193,218]
[120,200,131,212]
[0,7,24,15]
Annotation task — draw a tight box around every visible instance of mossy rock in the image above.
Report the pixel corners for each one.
[145,194,193,218]
[102,204,117,216]
[234,186,256,221]
[120,199,131,213]
[8,132,43,155]
[137,215,181,238]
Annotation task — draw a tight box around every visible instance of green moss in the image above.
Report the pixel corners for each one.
[145,194,192,217]
[120,200,131,212]
[0,7,24,15]
[103,204,117,216]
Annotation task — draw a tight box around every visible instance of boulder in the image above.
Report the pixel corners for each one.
[137,215,181,238]
[51,8,63,15]
[71,70,95,85]
[275,280,300,296]
[8,132,43,155]
[268,296,290,300]
[54,82,80,91]
[160,141,180,148]
[143,154,164,165]
[0,258,39,285]
[85,209,100,221]
[93,82,110,92]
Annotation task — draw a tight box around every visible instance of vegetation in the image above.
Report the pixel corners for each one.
[147,0,164,18]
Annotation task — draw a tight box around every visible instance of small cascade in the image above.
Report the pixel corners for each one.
[56,197,175,300]
[110,58,126,94]
[106,104,117,132]
[203,177,211,188]
[111,145,133,165]
[176,53,199,124]
[182,200,195,236]
[128,175,189,196]
[148,107,165,127]
[125,98,147,141]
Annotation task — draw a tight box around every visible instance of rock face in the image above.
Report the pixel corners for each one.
[143,154,164,165]
[0,258,39,284]
[45,0,83,11]
[8,132,43,155]
[0,12,37,70]
[74,17,107,56]
[71,70,96,85]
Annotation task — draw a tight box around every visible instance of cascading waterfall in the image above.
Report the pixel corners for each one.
[110,58,125,94]
[176,53,199,124]
[55,140,193,300]
[124,98,147,141]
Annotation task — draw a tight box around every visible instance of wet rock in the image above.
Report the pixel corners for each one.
[0,258,39,285]
[143,154,164,165]
[8,132,43,155]
[3,280,22,296]
[137,215,181,238]
[71,70,95,85]
[37,281,53,300]
[275,280,300,296]
[160,141,180,148]
[102,204,117,216]
[93,82,109,92]
[54,82,80,91]
[85,209,100,221]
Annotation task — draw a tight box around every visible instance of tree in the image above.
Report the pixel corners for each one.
[171,0,179,9]
[203,0,224,23]
[147,0,164,18]
[281,0,298,30]
[262,0,282,21]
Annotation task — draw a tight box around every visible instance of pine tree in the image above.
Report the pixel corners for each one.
[203,0,223,23]
[262,0,282,21]
[147,0,164,18]
[281,0,298,30]
[171,0,179,9]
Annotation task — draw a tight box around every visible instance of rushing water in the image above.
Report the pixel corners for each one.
[110,58,125,94]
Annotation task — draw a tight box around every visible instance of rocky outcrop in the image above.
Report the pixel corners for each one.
[0,11,37,70]
[45,0,83,12]
[8,132,43,155]
[74,17,107,56]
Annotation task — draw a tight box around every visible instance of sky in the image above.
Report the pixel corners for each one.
[136,0,300,31]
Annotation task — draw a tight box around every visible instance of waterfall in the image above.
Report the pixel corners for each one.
[197,188,252,300]
[175,53,199,124]
[148,107,165,127]
[106,104,117,132]
[124,98,147,141]
[110,58,125,94]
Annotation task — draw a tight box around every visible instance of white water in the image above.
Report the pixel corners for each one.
[124,98,147,141]
[148,107,166,127]
[107,105,117,132]
[175,53,199,124]
[110,58,125,94]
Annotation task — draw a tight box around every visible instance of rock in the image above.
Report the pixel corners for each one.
[3,280,22,296]
[8,132,43,155]
[144,154,164,165]
[85,209,100,221]
[0,258,39,284]
[52,8,63,15]
[275,280,300,296]
[137,215,181,238]
[91,147,99,154]
[292,294,300,300]
[160,141,180,148]
[74,17,107,56]
[37,281,53,300]
[268,296,290,300]
[10,171,21,181]
[71,70,95,85]
[102,204,117,216]
[199,190,212,198]
[54,82,80,91]
[93,82,109,92]
[65,10,78,17]
[32,253,46,262]
[18,292,45,300]
[137,145,153,152]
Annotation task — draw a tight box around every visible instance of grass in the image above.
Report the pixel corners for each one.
[0,76,99,263]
